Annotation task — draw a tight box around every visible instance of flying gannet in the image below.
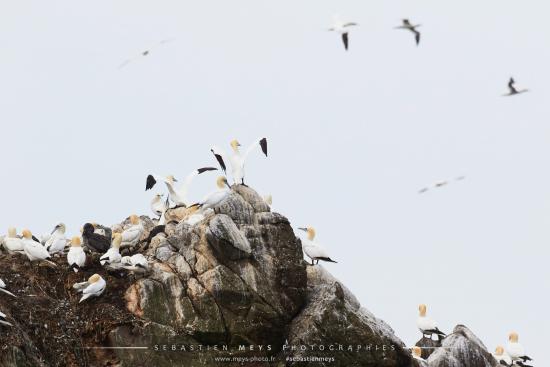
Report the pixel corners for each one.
[0,310,13,326]
[73,274,106,303]
[22,229,52,262]
[3,227,24,253]
[117,38,175,69]
[0,278,16,297]
[503,78,529,96]
[328,15,358,51]
[121,253,148,269]
[45,223,68,255]
[211,138,267,185]
[67,236,86,273]
[395,19,421,46]
[418,176,465,194]
[193,176,231,212]
[297,227,337,265]
[506,332,533,366]
[100,233,122,266]
[492,346,513,366]
[146,167,218,207]
[119,215,144,249]
[82,223,110,253]
[417,304,446,340]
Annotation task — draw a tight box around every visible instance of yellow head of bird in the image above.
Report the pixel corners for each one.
[166,175,177,184]
[71,236,82,247]
[7,227,17,238]
[494,346,504,356]
[216,176,229,189]
[22,229,32,239]
[88,274,101,283]
[130,215,140,225]
[419,304,427,317]
[230,139,241,151]
[412,346,422,358]
[508,332,519,343]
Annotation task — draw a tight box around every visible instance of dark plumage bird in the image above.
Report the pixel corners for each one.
[82,223,110,253]
[503,77,529,96]
[395,19,421,46]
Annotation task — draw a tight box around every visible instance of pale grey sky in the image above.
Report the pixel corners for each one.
[1,0,549,360]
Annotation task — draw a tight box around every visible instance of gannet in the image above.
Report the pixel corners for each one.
[151,193,167,218]
[120,215,144,249]
[506,332,533,365]
[82,223,110,253]
[121,253,148,269]
[45,223,67,255]
[22,229,52,262]
[100,233,122,265]
[0,310,13,326]
[194,176,231,211]
[73,274,106,303]
[67,236,86,273]
[492,346,513,366]
[418,176,465,194]
[503,78,529,96]
[39,233,51,245]
[297,227,337,265]
[395,19,421,46]
[146,167,218,207]
[411,346,425,362]
[0,278,16,297]
[3,227,24,253]
[417,304,446,339]
[211,138,268,185]
[328,15,358,51]
[117,38,175,69]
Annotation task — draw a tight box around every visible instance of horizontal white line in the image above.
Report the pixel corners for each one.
[81,347,149,350]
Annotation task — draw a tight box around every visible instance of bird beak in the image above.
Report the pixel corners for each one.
[173,178,178,182]
[51,225,59,234]
[225,181,231,189]
[298,227,307,232]
[237,142,242,147]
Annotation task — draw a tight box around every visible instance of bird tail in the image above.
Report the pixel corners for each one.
[0,320,13,327]
[70,263,80,273]
[79,293,92,303]
[0,288,16,297]
[318,257,337,263]
[188,203,202,209]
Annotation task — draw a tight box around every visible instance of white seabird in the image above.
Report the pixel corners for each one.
[503,77,529,96]
[506,332,533,365]
[328,15,358,51]
[67,236,86,273]
[150,193,167,218]
[0,278,16,297]
[22,229,52,262]
[492,345,513,366]
[395,19,421,46]
[73,274,106,303]
[194,176,232,212]
[146,167,218,207]
[3,227,24,253]
[417,304,446,340]
[0,310,13,326]
[45,223,68,255]
[121,253,148,269]
[211,138,268,185]
[120,215,144,249]
[100,233,122,266]
[297,227,337,265]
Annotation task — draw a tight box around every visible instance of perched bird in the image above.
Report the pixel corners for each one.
[395,19,421,45]
[39,233,51,245]
[211,138,268,185]
[22,229,52,262]
[506,332,533,366]
[100,233,122,265]
[3,227,24,253]
[492,346,513,366]
[73,274,106,303]
[503,77,529,96]
[0,310,13,327]
[121,253,148,269]
[194,176,232,211]
[67,236,86,273]
[117,38,175,69]
[151,193,167,218]
[82,223,110,253]
[45,223,67,255]
[146,167,217,207]
[328,15,358,51]
[297,227,337,265]
[120,215,144,249]
[417,304,446,340]
[0,278,16,297]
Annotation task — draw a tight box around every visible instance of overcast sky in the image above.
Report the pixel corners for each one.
[1,0,548,360]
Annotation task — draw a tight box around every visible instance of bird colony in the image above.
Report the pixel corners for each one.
[0,12,535,366]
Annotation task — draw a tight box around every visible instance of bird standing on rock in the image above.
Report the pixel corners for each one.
[45,223,68,255]
[100,233,122,266]
[297,227,337,265]
[492,346,513,366]
[73,274,106,303]
[506,332,533,366]
[22,229,52,262]
[82,223,110,253]
[67,236,86,272]
[119,215,144,249]
[3,227,24,253]
[193,176,231,212]
[417,304,446,340]
[211,138,267,185]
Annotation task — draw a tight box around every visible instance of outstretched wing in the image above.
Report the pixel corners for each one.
[178,167,218,199]
[414,30,420,45]
[145,174,157,191]
[244,137,269,161]
[342,33,349,50]
[211,146,227,173]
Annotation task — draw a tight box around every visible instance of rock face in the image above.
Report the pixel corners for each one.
[1,185,495,367]
[425,325,498,367]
